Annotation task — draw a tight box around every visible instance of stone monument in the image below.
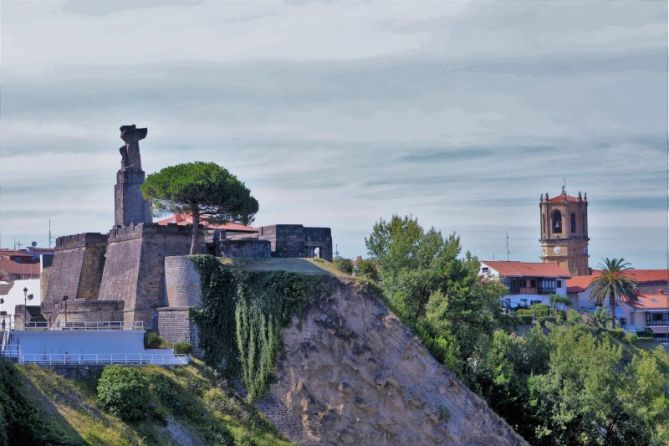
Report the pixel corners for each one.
[114,125,153,227]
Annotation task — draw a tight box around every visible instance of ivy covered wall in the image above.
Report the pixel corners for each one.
[190,255,332,401]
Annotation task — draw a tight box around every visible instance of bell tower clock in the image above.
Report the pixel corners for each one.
[539,186,589,275]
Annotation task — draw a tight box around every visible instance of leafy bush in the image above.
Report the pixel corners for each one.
[518,315,533,325]
[530,303,551,318]
[624,332,638,343]
[355,258,379,282]
[144,331,164,349]
[333,257,353,274]
[608,328,625,339]
[174,342,194,355]
[97,366,150,421]
[517,308,533,317]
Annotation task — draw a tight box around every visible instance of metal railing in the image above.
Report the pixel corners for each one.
[17,321,145,332]
[54,321,144,331]
[0,344,20,358]
[19,353,189,366]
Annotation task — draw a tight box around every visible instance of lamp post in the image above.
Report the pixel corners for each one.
[62,296,69,328]
[23,287,28,329]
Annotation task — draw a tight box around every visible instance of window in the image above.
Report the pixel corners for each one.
[551,211,562,234]
[556,280,562,288]
[646,312,669,326]
[530,300,542,305]
[570,213,577,233]
[481,267,489,273]
[538,278,556,294]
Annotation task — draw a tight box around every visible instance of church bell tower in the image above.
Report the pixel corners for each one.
[539,186,589,275]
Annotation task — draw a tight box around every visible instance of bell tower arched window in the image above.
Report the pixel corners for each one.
[551,211,562,234]
[570,213,577,233]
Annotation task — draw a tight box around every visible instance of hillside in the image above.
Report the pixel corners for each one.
[0,359,291,446]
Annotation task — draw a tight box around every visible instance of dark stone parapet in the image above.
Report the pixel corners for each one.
[56,233,107,249]
[107,223,192,243]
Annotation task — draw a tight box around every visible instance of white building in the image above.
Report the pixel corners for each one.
[567,269,669,343]
[0,278,42,328]
[480,261,571,309]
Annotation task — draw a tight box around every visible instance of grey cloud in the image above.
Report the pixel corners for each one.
[61,0,205,16]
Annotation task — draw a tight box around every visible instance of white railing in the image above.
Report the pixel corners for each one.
[19,353,189,366]
[17,321,145,332]
[54,321,144,331]
[0,344,20,358]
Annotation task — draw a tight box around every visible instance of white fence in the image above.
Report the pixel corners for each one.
[21,321,144,332]
[18,353,189,366]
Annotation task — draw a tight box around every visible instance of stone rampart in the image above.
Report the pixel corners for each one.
[50,300,124,327]
[99,224,191,328]
[218,239,271,259]
[157,307,201,355]
[42,232,107,318]
[164,256,203,307]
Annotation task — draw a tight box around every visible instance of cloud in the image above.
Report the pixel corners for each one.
[0,1,666,268]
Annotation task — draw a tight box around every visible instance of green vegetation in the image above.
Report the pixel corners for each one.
[590,258,638,328]
[174,342,194,355]
[97,366,150,421]
[142,162,259,254]
[143,330,165,349]
[9,360,291,445]
[333,257,353,274]
[191,255,331,400]
[365,215,669,445]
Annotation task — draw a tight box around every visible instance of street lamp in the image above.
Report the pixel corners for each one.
[23,287,28,329]
[62,296,69,328]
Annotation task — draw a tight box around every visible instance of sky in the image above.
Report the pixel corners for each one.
[0,0,667,268]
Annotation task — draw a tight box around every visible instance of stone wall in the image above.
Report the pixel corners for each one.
[157,308,201,355]
[99,224,191,328]
[41,233,107,318]
[258,225,333,261]
[164,256,203,307]
[50,300,124,328]
[218,239,271,259]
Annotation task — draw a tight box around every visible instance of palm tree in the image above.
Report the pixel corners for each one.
[589,258,638,328]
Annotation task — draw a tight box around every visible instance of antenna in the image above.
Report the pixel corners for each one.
[48,219,53,249]
[505,231,514,261]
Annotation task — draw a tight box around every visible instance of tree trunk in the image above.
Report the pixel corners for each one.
[190,204,201,255]
[609,293,616,329]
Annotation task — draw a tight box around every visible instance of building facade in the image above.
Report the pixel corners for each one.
[480,260,571,309]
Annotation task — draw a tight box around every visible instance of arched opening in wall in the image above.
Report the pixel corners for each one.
[551,210,562,234]
[570,213,577,233]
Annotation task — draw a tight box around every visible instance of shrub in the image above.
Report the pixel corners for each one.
[333,257,353,274]
[97,366,150,421]
[174,342,194,355]
[355,258,379,282]
[624,332,638,343]
[566,309,581,325]
[530,303,551,318]
[517,309,533,317]
[608,328,625,339]
[144,331,164,349]
[636,329,654,338]
[518,315,533,325]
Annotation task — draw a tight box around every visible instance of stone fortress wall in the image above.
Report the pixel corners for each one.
[39,124,334,343]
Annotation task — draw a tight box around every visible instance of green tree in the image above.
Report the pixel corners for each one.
[97,366,150,421]
[142,162,259,254]
[589,258,638,328]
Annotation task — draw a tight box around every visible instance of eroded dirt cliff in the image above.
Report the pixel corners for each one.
[258,278,527,446]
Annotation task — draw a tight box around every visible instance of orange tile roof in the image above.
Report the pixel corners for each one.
[567,269,669,293]
[547,193,581,203]
[0,258,40,277]
[481,261,571,278]
[626,292,669,310]
[156,213,257,233]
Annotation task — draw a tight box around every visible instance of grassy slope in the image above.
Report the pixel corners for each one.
[17,359,293,446]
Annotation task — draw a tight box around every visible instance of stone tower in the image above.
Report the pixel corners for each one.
[114,125,153,227]
[539,187,589,276]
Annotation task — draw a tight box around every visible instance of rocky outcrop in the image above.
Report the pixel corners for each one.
[260,278,527,446]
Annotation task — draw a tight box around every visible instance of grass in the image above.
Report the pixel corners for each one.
[17,359,293,446]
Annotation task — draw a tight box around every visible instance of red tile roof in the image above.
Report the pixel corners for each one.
[547,193,581,203]
[626,291,669,310]
[0,258,40,278]
[481,261,571,278]
[567,270,669,293]
[156,213,257,233]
